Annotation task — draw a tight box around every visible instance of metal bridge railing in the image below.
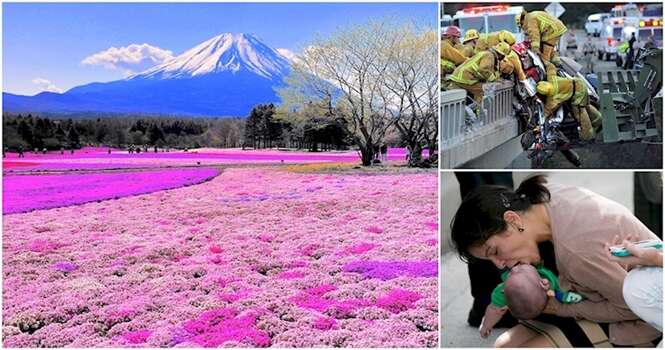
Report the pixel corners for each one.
[479,80,515,126]
[440,89,466,147]
[441,80,515,149]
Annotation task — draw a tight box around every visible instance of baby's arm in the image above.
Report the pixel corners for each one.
[537,266,585,304]
[480,304,508,338]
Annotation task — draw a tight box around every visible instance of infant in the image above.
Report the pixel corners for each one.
[480,264,584,338]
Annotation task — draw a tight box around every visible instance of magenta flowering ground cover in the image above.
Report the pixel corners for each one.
[3,167,438,347]
[3,168,221,214]
[3,147,431,172]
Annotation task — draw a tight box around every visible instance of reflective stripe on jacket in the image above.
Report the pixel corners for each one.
[543,77,587,116]
[448,50,498,85]
[523,11,567,50]
[441,58,456,74]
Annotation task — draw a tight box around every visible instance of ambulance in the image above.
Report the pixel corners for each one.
[637,4,663,48]
[598,4,641,61]
[637,18,663,48]
[453,5,524,42]
[585,13,610,37]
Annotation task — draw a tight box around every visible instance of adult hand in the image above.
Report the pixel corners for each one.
[605,235,663,270]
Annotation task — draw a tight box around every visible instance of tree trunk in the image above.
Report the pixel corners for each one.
[359,144,374,166]
[408,142,423,167]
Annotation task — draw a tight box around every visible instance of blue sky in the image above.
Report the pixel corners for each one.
[3,2,436,96]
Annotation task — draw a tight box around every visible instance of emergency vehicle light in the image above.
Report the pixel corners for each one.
[463,5,510,15]
[640,19,664,27]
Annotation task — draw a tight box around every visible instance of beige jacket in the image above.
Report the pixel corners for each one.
[544,183,662,345]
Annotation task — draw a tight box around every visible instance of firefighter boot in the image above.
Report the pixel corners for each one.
[588,105,603,132]
[573,106,595,140]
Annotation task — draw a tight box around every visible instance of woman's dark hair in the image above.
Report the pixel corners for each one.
[450,175,551,263]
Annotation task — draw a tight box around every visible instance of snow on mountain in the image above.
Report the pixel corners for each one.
[4,33,296,117]
[276,48,301,64]
[135,33,292,80]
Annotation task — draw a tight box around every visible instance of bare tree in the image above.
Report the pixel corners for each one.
[277,19,438,167]
[382,27,438,167]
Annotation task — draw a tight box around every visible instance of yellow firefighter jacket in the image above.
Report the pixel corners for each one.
[441,38,467,74]
[462,43,476,58]
[475,32,502,52]
[542,63,588,117]
[448,50,499,86]
[521,11,567,51]
[504,51,527,81]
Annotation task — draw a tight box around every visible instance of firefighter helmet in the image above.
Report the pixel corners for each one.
[537,81,554,96]
[494,42,512,57]
[499,30,516,46]
[445,26,462,38]
[463,29,479,43]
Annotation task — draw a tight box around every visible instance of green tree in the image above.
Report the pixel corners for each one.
[17,120,33,146]
[67,126,80,148]
[147,124,165,144]
[54,123,67,143]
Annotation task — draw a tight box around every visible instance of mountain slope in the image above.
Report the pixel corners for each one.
[3,33,292,117]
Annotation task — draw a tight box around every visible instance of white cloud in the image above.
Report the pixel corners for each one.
[276,48,301,64]
[32,78,62,93]
[82,43,174,75]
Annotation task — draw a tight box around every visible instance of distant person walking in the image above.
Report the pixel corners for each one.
[380,144,388,162]
[3,147,6,158]
[18,145,25,158]
[625,32,636,69]
[583,36,595,73]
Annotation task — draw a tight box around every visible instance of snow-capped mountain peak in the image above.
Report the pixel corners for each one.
[134,33,291,80]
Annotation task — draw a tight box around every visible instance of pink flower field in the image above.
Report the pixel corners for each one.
[3,147,429,173]
[3,166,439,347]
[3,168,221,214]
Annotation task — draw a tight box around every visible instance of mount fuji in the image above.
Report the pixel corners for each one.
[3,33,293,117]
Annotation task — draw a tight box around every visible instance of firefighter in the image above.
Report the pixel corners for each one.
[461,29,480,57]
[446,42,512,110]
[503,47,527,82]
[535,62,602,140]
[441,26,467,75]
[475,30,516,52]
[465,30,525,81]
[516,10,567,63]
